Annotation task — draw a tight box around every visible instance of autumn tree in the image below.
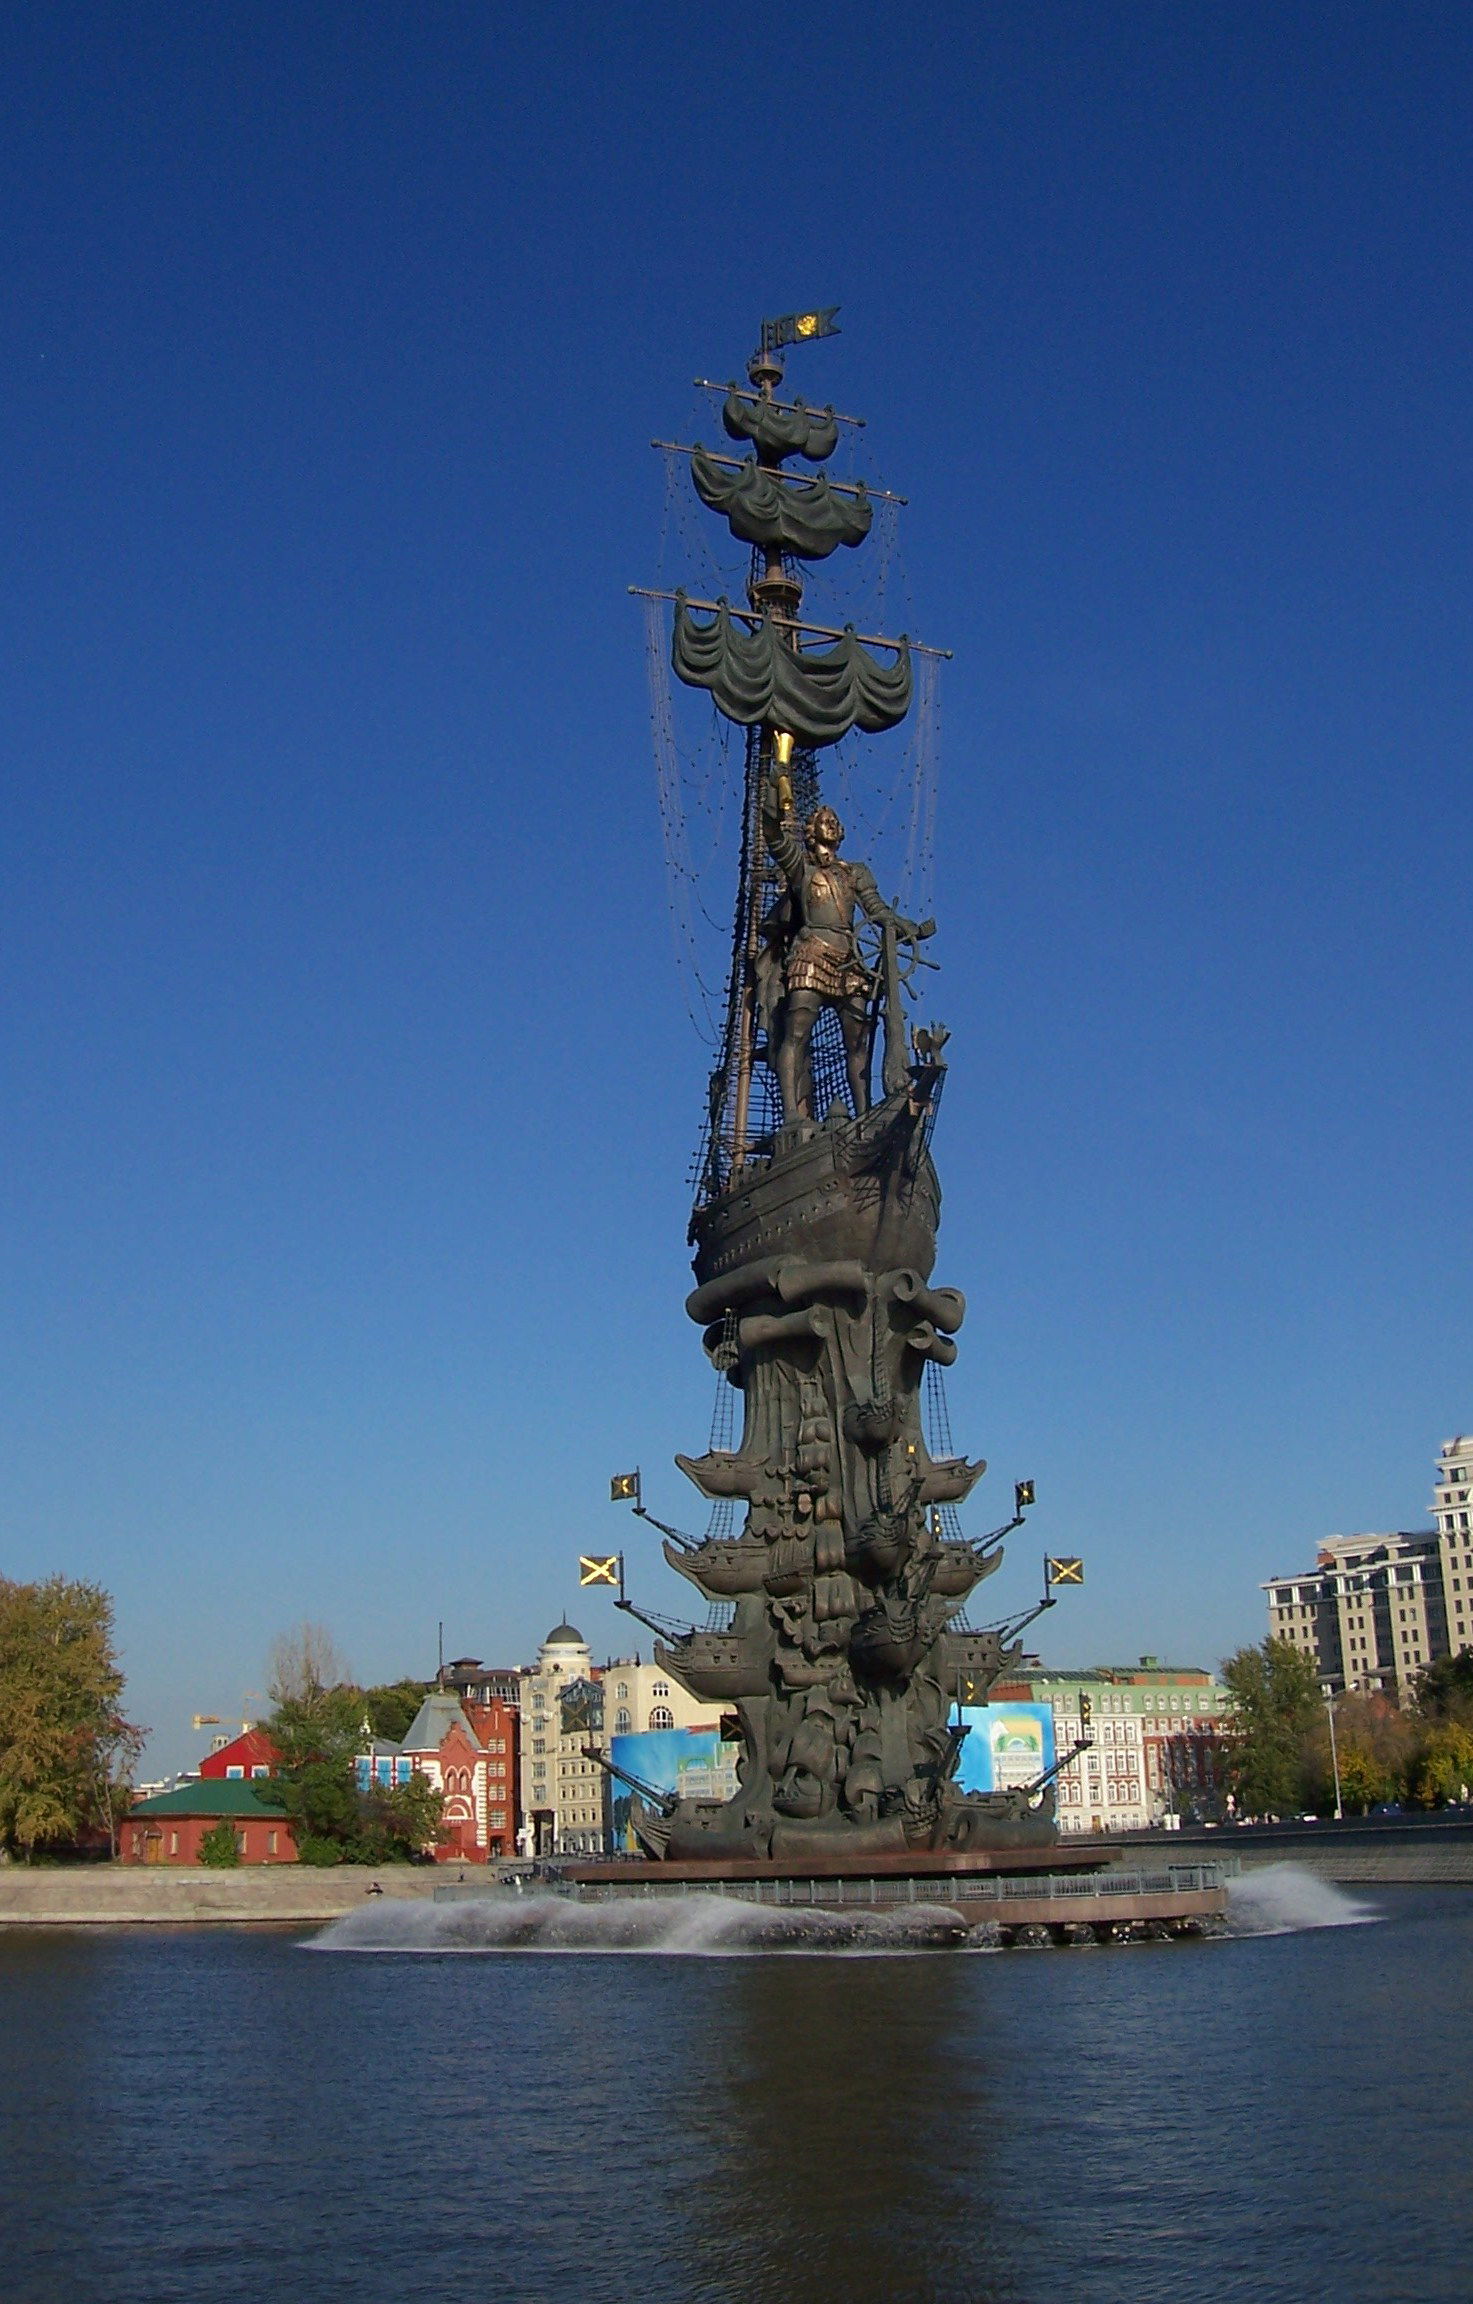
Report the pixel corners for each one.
[0,1577,144,1858]
[1219,1637,1322,1818]
[1408,1720,1473,1808]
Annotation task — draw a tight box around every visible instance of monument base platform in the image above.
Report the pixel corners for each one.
[553,1851,1232,1944]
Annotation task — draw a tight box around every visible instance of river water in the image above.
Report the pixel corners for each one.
[1,1869,1468,2304]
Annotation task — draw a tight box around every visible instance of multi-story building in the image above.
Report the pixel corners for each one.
[602,1655,725,1742]
[1264,1434,1471,1697]
[519,1622,609,1857]
[1433,1433,1473,1661]
[991,1663,1231,1833]
[384,1687,520,1861]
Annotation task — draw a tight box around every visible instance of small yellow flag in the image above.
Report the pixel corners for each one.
[609,1471,640,1503]
[579,1555,621,1588]
[1046,1556,1085,1587]
[1015,1480,1036,1511]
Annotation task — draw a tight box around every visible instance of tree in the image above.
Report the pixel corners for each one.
[1414,1653,1473,1727]
[266,1622,352,1711]
[198,1818,241,1868]
[0,1577,145,1858]
[1408,1721,1473,1808]
[1219,1638,1322,1818]
[360,1679,430,1742]
[259,1629,440,1863]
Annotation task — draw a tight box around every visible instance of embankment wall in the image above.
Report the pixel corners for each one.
[0,1864,448,1926]
[2,1819,1471,1923]
[1131,1816,1473,1886]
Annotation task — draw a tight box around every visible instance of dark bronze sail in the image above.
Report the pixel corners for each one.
[690,449,872,559]
[722,387,839,463]
[672,595,912,747]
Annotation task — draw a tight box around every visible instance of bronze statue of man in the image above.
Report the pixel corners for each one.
[760,774,919,1121]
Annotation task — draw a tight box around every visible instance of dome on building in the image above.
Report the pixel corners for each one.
[544,1621,586,1647]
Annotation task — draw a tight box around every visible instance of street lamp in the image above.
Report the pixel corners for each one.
[1321,1685,1344,1821]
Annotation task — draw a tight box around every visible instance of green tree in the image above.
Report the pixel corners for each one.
[360,1679,430,1742]
[1220,1638,1322,1818]
[1408,1720,1473,1808]
[1414,1653,1473,1727]
[198,1818,241,1868]
[259,1627,440,1863]
[0,1577,144,1858]
[1335,1742,1395,1813]
[357,1772,444,1862]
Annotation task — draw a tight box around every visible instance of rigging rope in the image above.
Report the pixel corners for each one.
[644,597,722,1043]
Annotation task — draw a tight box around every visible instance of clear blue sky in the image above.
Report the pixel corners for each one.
[3,4,1469,1773]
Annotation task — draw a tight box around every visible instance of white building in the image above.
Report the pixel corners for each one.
[1003,1666,1230,1833]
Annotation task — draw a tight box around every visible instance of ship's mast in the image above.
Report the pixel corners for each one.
[727,335,803,1179]
[652,308,925,1207]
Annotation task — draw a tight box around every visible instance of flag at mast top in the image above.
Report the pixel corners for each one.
[759,306,840,360]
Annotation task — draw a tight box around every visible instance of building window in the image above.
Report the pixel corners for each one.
[234,1832,247,1855]
[267,1830,278,1855]
[251,1764,270,1779]
[226,1765,244,1779]
[169,1831,179,1855]
[615,1710,631,1735]
[652,1682,670,1698]
[649,1706,674,1732]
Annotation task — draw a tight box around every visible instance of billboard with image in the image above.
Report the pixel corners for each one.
[953,1702,1055,1796]
[609,1727,740,1852]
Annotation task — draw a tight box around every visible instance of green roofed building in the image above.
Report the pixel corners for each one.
[985,1662,1231,1834]
[122,1776,294,1866]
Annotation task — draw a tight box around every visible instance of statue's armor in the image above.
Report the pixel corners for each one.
[769,819,884,1002]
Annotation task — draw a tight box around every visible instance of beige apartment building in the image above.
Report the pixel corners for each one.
[518,1621,609,1857]
[603,1656,724,1741]
[1264,1433,1471,1697]
[518,1627,732,1856]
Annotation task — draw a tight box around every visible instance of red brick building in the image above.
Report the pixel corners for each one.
[397,1690,520,1861]
[198,1727,279,1779]
[122,1779,294,1864]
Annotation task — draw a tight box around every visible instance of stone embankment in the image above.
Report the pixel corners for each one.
[0,1864,449,1926]
[1134,1815,1473,1886]
[2,1818,1470,1924]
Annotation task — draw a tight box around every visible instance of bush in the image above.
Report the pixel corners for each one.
[198,1819,240,1868]
[295,1833,346,1866]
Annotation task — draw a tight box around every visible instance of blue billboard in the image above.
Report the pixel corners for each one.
[953,1702,1055,1796]
[609,1728,740,1851]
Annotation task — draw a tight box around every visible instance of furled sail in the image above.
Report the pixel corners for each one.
[672,595,912,748]
[691,449,871,559]
[722,389,839,464]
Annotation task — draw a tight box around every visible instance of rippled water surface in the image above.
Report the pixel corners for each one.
[1,1873,1469,2304]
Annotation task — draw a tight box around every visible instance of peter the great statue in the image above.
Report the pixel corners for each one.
[616,310,1059,1864]
[758,765,926,1122]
